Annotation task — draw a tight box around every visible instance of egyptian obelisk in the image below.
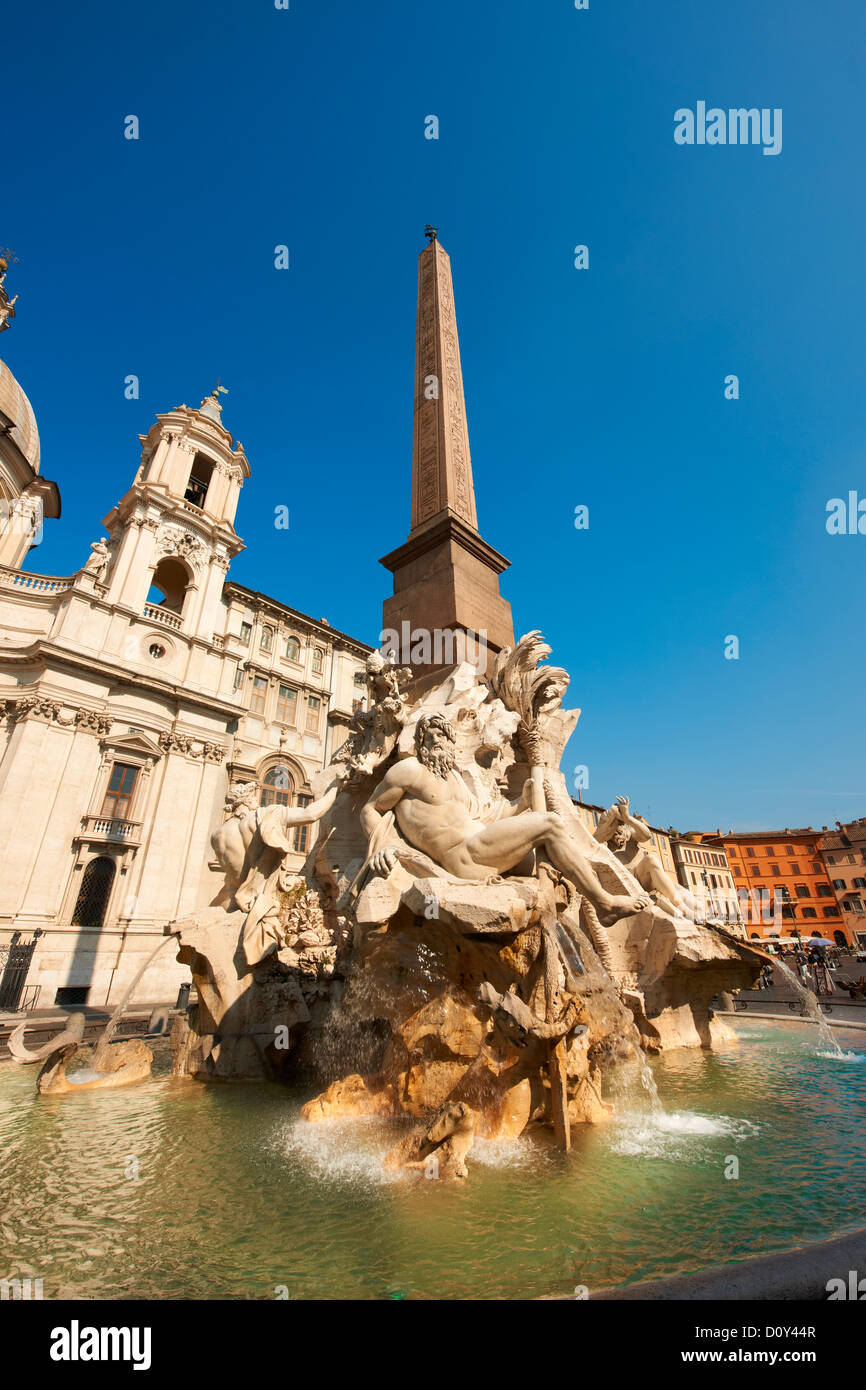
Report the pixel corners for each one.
[380,229,514,672]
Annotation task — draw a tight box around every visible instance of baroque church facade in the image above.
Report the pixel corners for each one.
[0,271,370,1007]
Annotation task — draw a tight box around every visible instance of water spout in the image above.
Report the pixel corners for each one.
[707,925,844,1059]
[92,933,177,1068]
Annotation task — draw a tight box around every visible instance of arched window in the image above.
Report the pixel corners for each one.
[184,453,214,509]
[261,764,293,807]
[286,636,300,663]
[261,625,274,652]
[311,647,324,674]
[72,856,116,928]
[146,557,190,615]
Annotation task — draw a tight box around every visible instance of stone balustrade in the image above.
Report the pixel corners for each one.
[78,814,143,845]
[0,566,74,594]
[143,603,183,631]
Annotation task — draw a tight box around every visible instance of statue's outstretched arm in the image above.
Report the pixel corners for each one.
[259,781,340,852]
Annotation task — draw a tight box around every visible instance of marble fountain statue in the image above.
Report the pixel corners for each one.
[157,631,763,1178]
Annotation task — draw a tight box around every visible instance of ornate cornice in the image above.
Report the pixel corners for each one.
[2,697,113,735]
[157,731,226,762]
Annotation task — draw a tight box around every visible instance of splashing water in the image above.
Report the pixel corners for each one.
[639,1058,663,1110]
[772,957,845,1059]
[608,1107,760,1160]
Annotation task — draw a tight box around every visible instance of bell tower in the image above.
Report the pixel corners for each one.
[99,388,250,641]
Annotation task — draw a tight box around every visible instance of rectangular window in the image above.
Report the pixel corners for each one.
[854,878,866,889]
[100,762,139,819]
[305,695,320,734]
[250,676,267,716]
[785,845,795,856]
[261,626,274,652]
[795,885,810,898]
[771,865,780,877]
[276,685,297,724]
[823,906,840,918]
[811,862,822,874]
[240,621,252,644]
[750,866,760,877]
[233,664,243,690]
[801,908,817,919]
[817,885,832,898]
[766,846,775,856]
[833,879,846,890]
[293,794,311,853]
[790,864,800,874]
[746,847,755,858]
[826,854,836,865]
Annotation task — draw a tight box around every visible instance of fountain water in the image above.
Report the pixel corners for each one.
[771,955,845,1058]
[92,933,177,1069]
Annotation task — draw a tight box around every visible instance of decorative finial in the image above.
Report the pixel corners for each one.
[424,224,438,244]
[211,378,229,400]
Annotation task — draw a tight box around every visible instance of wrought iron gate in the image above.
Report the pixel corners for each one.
[0,936,39,1012]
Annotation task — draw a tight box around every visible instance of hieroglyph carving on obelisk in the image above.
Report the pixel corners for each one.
[412,237,478,532]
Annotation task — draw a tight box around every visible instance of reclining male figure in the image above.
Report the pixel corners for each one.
[360,713,649,924]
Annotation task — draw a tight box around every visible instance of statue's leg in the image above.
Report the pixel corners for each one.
[634,852,683,912]
[542,821,649,916]
[454,812,560,878]
[463,814,646,917]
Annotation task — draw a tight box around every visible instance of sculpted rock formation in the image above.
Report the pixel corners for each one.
[170,630,762,1172]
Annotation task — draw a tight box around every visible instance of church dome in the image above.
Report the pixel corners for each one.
[0,357,40,473]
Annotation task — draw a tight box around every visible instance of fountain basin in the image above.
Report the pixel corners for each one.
[1,1019,864,1299]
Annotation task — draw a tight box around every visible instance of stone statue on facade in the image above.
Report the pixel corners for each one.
[0,253,17,333]
[82,538,111,583]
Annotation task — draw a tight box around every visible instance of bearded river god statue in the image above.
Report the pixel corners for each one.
[169,632,762,1174]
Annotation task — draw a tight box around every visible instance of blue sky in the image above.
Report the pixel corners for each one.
[3,0,865,832]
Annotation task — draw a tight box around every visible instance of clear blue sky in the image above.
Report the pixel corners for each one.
[4,0,865,832]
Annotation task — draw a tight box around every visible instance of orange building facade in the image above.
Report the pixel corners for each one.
[700,829,851,946]
[818,819,866,951]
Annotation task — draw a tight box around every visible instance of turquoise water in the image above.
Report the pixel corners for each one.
[1,1019,864,1300]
